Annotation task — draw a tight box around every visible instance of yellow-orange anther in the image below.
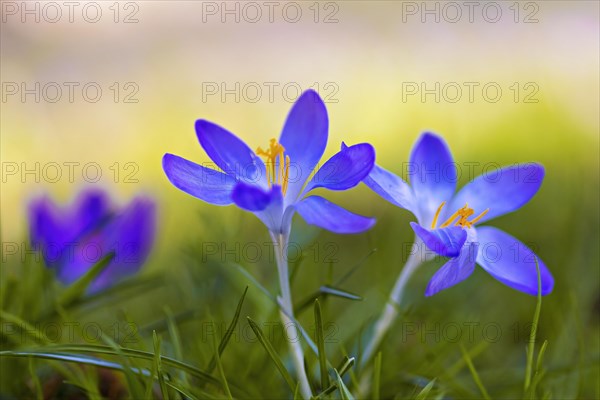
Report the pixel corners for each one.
[431,201,446,229]
[256,139,291,195]
[432,202,489,229]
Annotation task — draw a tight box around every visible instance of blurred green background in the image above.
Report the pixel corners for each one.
[1,1,598,398]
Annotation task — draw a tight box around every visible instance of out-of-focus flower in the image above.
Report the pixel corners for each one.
[365,132,554,296]
[28,188,156,292]
[162,89,376,235]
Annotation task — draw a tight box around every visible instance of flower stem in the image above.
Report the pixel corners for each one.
[271,232,312,399]
[357,238,425,394]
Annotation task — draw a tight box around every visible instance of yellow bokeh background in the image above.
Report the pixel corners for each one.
[2,1,598,260]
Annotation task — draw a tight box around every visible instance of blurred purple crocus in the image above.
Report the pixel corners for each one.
[28,189,156,292]
[162,89,376,236]
[365,132,554,296]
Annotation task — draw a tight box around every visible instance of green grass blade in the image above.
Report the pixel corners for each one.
[535,339,549,373]
[529,339,549,399]
[338,356,356,377]
[319,286,362,301]
[305,351,317,395]
[314,357,356,398]
[153,330,170,399]
[314,299,329,390]
[372,352,382,400]
[0,277,17,315]
[144,344,160,399]
[336,356,351,373]
[294,250,375,315]
[296,285,363,314]
[524,257,543,394]
[233,262,338,368]
[415,378,437,400]
[102,328,146,397]
[443,340,489,379]
[459,343,491,400]
[165,306,183,361]
[335,369,355,400]
[166,381,201,400]
[229,263,327,361]
[294,382,301,400]
[207,286,248,373]
[0,310,49,345]
[0,350,152,375]
[247,316,296,392]
[336,356,356,376]
[57,252,115,307]
[211,321,233,400]
[164,306,188,386]
[28,357,43,400]
[4,344,221,387]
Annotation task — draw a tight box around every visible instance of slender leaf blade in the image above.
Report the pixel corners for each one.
[524,257,543,393]
[335,369,355,400]
[207,286,248,372]
[372,352,382,400]
[459,343,491,400]
[415,378,437,400]
[210,321,233,399]
[314,299,329,390]
[57,252,115,307]
[247,316,296,392]
[320,286,362,301]
[153,331,170,399]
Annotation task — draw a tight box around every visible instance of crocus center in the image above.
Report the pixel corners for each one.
[256,138,291,195]
[431,201,489,229]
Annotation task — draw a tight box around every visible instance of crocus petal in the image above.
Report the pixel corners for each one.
[475,226,553,295]
[231,183,286,233]
[195,119,265,185]
[231,182,275,212]
[163,153,235,205]
[409,133,456,224]
[90,197,156,292]
[363,164,415,212]
[55,236,104,285]
[75,189,112,234]
[28,197,68,266]
[410,222,467,257]
[295,196,375,234]
[256,188,285,234]
[278,90,328,200]
[303,143,375,194]
[56,197,156,291]
[28,196,57,245]
[425,239,479,296]
[28,192,111,267]
[448,164,544,224]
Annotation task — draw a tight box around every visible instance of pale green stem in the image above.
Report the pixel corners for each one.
[357,238,426,396]
[271,232,312,399]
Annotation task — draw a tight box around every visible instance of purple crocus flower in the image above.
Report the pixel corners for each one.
[28,189,156,292]
[163,89,375,398]
[364,132,554,296]
[162,89,376,235]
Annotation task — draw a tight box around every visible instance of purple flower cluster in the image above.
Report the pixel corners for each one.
[29,189,155,292]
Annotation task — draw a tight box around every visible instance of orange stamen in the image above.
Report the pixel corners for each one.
[433,202,490,229]
[431,201,446,229]
[256,139,291,195]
